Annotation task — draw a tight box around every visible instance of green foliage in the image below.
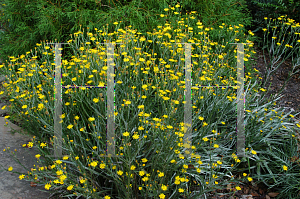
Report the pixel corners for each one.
[245,0,300,45]
[0,0,253,69]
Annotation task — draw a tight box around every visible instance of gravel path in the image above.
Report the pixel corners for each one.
[0,117,52,199]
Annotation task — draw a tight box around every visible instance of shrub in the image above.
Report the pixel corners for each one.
[0,0,253,71]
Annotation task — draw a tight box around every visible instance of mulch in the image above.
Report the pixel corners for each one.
[250,46,300,120]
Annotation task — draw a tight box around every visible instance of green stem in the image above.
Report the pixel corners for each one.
[248,156,250,175]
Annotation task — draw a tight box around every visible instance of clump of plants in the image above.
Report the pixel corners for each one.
[0,3,300,199]
[259,15,300,90]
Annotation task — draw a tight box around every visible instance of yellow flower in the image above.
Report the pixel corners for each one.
[248,177,253,182]
[175,180,180,185]
[22,105,27,109]
[130,165,136,170]
[132,134,139,139]
[260,88,266,92]
[142,177,149,182]
[67,185,74,190]
[63,156,69,160]
[38,103,44,110]
[142,158,148,163]
[236,186,241,190]
[164,8,169,11]
[243,173,247,176]
[100,163,106,169]
[45,183,51,190]
[251,150,257,155]
[283,165,288,171]
[139,170,145,176]
[93,98,99,103]
[67,124,73,129]
[90,161,98,167]
[19,174,25,180]
[159,193,165,199]
[198,116,204,120]
[104,196,111,199]
[249,31,254,36]
[56,160,62,164]
[56,170,63,176]
[214,144,219,148]
[40,142,47,148]
[158,172,164,177]
[27,142,33,148]
[117,170,123,176]
[202,137,208,142]
[262,28,267,31]
[138,105,144,109]
[88,117,95,122]
[123,131,130,136]
[35,154,41,159]
[178,188,184,192]
[160,14,164,17]
[161,184,167,191]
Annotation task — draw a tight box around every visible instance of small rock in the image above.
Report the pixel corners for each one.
[241,195,253,199]
[268,192,280,197]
